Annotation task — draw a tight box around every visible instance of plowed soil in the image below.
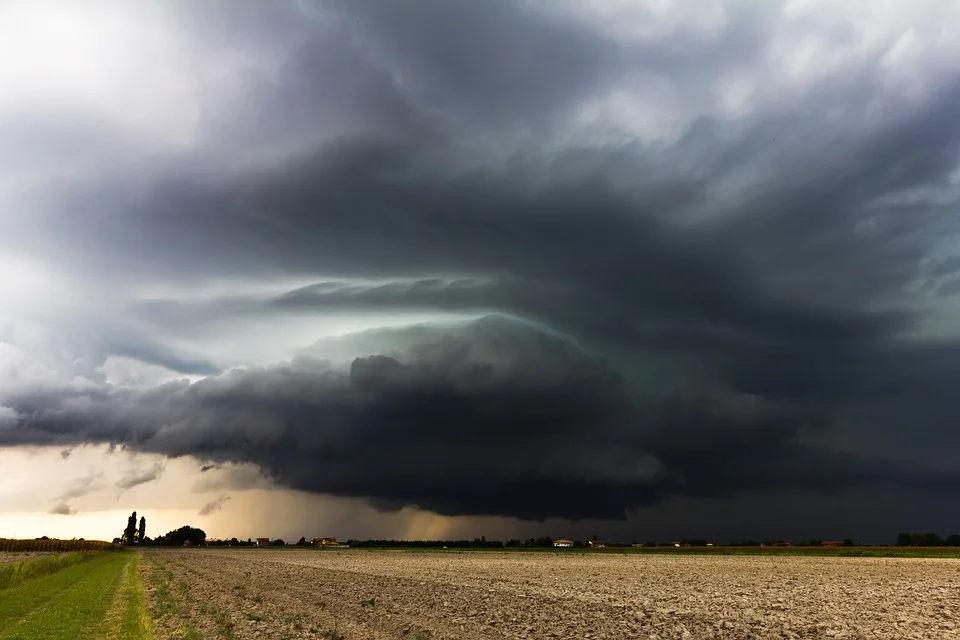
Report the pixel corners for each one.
[140,549,960,639]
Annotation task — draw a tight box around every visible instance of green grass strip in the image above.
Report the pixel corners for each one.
[97,552,153,640]
[0,552,143,640]
[0,553,95,590]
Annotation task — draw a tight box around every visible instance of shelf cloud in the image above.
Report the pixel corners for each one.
[2,0,960,537]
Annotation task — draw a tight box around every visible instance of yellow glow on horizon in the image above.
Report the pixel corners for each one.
[399,511,456,540]
[0,508,207,542]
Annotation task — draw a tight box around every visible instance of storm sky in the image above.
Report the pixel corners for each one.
[2,0,960,544]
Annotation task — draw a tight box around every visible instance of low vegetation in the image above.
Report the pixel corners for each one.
[319,623,345,640]
[0,552,96,590]
[0,538,121,553]
[0,552,151,640]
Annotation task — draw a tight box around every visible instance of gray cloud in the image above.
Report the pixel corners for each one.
[57,472,105,502]
[116,461,165,492]
[199,495,231,516]
[47,471,105,515]
[4,317,958,521]
[2,1,960,536]
[49,503,77,516]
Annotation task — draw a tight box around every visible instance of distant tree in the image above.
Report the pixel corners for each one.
[122,511,137,546]
[902,532,944,547]
[137,516,146,543]
[297,536,307,546]
[947,534,960,546]
[270,539,286,547]
[684,539,708,547]
[897,532,912,546]
[592,533,598,542]
[157,525,207,547]
[842,538,855,547]
[925,533,944,546]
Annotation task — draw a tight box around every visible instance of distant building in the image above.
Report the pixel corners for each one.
[312,537,339,546]
[553,539,573,548]
[587,540,605,548]
[256,537,270,547]
[821,540,844,547]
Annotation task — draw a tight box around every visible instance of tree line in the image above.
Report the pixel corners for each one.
[896,532,960,547]
[106,513,960,549]
[112,512,207,547]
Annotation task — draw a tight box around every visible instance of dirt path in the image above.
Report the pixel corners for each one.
[141,548,960,640]
[99,553,153,640]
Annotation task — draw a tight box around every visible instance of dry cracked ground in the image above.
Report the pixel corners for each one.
[140,549,960,640]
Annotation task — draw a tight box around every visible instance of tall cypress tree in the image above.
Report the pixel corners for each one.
[137,516,146,543]
[123,511,137,546]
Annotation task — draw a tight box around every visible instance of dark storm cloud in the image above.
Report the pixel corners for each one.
[4,317,958,520]
[324,0,624,127]
[3,0,960,529]
[121,125,940,408]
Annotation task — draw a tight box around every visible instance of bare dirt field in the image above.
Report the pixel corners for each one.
[140,548,960,640]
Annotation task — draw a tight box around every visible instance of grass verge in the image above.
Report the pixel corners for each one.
[0,552,95,590]
[0,551,151,639]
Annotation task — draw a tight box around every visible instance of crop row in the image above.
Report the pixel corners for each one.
[0,538,121,553]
